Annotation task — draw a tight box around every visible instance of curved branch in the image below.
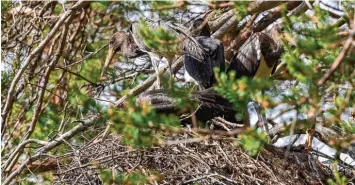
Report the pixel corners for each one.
[114,56,184,107]
[1,0,90,134]
[317,28,355,86]
[2,115,100,185]
[3,11,76,177]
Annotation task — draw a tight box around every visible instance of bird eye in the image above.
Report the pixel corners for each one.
[109,40,114,47]
[115,45,121,52]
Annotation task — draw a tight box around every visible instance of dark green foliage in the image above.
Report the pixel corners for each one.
[327,167,347,185]
[1,1,14,12]
[2,1,354,184]
[233,2,249,21]
[109,96,180,148]
[99,169,160,185]
[215,69,274,119]
[138,20,178,52]
[239,129,269,156]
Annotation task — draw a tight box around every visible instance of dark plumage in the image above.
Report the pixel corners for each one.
[137,88,238,124]
[184,36,225,89]
[102,20,213,89]
[136,31,283,127]
[189,17,211,37]
[227,32,283,128]
[101,31,146,77]
[183,19,225,89]
[135,30,283,128]
[129,20,208,76]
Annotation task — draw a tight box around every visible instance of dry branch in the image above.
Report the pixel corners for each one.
[3,11,77,177]
[224,1,303,60]
[211,1,286,41]
[51,134,336,184]
[1,0,90,134]
[114,56,184,107]
[317,28,355,86]
[2,115,100,185]
[268,120,340,142]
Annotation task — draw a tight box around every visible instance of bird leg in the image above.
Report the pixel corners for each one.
[243,110,251,128]
[154,64,161,89]
[305,124,315,152]
[166,56,176,80]
[253,102,269,134]
[168,63,174,79]
[149,53,161,89]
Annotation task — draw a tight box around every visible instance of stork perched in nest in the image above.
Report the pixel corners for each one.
[136,87,240,127]
[227,32,283,128]
[183,18,225,89]
[136,31,283,129]
[101,19,212,89]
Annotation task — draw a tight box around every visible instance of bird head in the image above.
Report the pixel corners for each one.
[189,10,213,37]
[190,18,211,37]
[101,31,129,78]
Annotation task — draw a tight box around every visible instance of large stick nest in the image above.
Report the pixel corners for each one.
[53,134,335,184]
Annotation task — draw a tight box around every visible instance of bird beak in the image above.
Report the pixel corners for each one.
[101,47,116,79]
[203,10,213,18]
[271,60,294,80]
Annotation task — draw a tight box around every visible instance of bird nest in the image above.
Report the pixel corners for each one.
[53,134,334,185]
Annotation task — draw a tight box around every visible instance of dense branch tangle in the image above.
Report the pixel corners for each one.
[1,1,354,184]
[1,0,91,179]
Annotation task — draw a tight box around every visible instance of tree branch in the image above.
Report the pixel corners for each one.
[2,114,100,185]
[114,56,184,107]
[317,28,355,86]
[1,0,90,134]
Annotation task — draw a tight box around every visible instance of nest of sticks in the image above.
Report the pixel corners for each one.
[51,133,341,185]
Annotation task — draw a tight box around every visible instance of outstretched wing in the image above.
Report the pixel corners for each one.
[227,33,282,79]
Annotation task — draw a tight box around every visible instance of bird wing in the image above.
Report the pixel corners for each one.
[184,36,225,88]
[226,33,259,78]
[227,33,280,79]
[137,88,238,123]
[191,88,237,122]
[165,22,207,61]
[184,55,212,88]
[131,21,209,62]
[197,37,225,71]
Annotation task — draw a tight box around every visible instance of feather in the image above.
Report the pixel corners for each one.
[227,32,282,79]
[184,37,225,89]
[137,88,238,123]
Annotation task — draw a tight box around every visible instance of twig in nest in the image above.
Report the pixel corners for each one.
[182,173,218,184]
[209,117,244,131]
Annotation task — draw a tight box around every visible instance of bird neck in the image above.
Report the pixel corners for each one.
[121,35,136,57]
[259,33,280,68]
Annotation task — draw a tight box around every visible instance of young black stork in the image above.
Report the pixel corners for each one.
[183,18,225,89]
[136,32,282,129]
[227,32,283,128]
[136,87,239,127]
[101,20,211,89]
